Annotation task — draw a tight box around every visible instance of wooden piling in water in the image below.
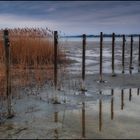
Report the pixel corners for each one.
[3,29,13,118]
[82,34,86,91]
[54,31,58,90]
[122,35,125,73]
[112,33,116,76]
[129,35,133,73]
[99,32,103,82]
[138,35,140,72]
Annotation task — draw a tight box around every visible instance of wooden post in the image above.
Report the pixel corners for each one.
[112,33,116,76]
[129,35,133,73]
[99,32,103,82]
[82,34,86,91]
[3,29,13,118]
[121,89,124,110]
[138,35,140,72]
[54,31,58,90]
[99,91,102,131]
[82,102,85,138]
[111,89,114,120]
[53,31,59,103]
[122,35,125,73]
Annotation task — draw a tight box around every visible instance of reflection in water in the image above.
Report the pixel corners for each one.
[51,88,140,139]
[121,89,124,110]
[129,89,132,101]
[54,112,59,139]
[137,88,139,95]
[111,89,114,120]
[99,91,102,131]
[82,102,86,138]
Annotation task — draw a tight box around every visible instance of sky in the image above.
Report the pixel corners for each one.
[0,1,140,35]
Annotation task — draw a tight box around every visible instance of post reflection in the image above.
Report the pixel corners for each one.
[99,91,102,131]
[82,101,86,138]
[137,88,139,96]
[129,88,132,101]
[121,89,124,110]
[111,89,114,120]
[54,112,59,139]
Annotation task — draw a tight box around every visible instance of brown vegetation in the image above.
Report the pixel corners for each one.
[0,28,66,96]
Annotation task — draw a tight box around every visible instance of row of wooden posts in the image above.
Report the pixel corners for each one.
[54,31,140,90]
[2,30,140,117]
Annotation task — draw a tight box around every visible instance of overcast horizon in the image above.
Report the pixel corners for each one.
[0,1,140,35]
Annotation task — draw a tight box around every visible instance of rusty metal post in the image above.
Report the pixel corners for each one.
[122,35,125,73]
[112,33,116,76]
[111,89,114,120]
[129,35,133,73]
[121,89,124,110]
[3,29,13,118]
[138,35,140,72]
[82,102,85,138]
[82,34,86,91]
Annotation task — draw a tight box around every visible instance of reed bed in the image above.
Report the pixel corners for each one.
[0,28,66,96]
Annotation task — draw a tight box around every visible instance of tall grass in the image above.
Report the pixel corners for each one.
[0,28,66,96]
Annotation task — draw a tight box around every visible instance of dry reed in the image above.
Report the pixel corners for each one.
[0,28,66,96]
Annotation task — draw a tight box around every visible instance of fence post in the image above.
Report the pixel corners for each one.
[82,34,86,91]
[3,29,13,118]
[112,33,116,76]
[53,31,58,103]
[99,32,104,82]
[138,35,140,72]
[122,35,125,73]
[129,35,133,74]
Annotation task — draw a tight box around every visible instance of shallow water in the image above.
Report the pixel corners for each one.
[54,88,140,139]
[1,38,140,139]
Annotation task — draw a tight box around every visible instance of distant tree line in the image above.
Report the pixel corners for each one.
[61,34,140,38]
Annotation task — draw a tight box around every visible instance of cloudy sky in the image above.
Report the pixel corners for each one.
[0,1,140,35]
